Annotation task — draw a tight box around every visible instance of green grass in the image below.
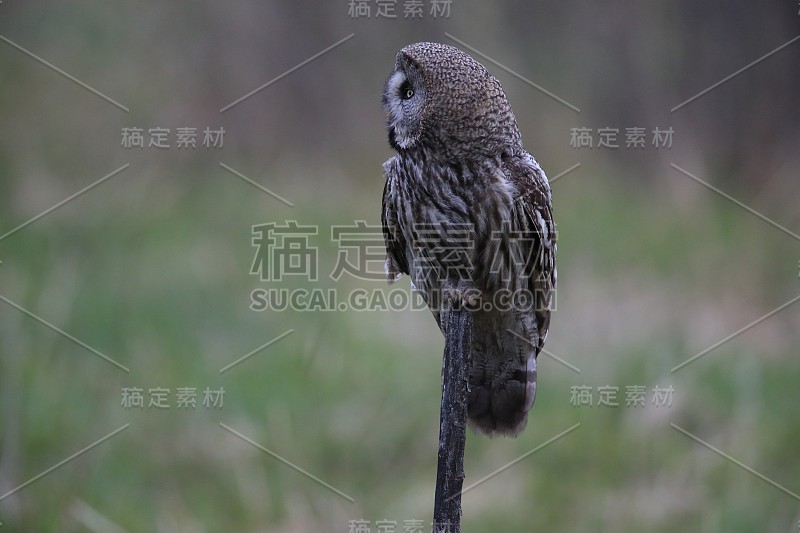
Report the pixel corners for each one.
[1,167,798,532]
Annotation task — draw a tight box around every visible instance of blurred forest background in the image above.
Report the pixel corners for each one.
[1,1,799,531]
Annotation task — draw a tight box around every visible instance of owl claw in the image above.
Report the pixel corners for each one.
[442,286,481,311]
[464,292,480,307]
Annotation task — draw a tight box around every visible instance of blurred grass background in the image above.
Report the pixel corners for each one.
[1,1,799,531]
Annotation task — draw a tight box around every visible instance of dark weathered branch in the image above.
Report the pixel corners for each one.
[432,305,472,533]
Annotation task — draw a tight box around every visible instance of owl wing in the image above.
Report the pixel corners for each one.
[467,152,556,436]
[504,152,557,353]
[381,156,409,281]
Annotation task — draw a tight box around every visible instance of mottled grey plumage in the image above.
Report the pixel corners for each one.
[381,42,556,437]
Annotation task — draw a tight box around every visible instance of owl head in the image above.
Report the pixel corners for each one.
[382,42,521,157]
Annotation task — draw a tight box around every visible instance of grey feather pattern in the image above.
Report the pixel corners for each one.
[381,42,556,437]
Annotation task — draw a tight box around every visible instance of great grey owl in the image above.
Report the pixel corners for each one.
[381,42,556,437]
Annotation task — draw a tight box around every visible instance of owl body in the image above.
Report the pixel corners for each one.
[381,42,556,437]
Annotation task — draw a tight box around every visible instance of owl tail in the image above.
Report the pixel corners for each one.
[466,317,538,437]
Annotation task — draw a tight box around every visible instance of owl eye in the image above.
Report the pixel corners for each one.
[400,81,414,100]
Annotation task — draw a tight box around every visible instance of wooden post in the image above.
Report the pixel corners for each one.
[432,304,472,533]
